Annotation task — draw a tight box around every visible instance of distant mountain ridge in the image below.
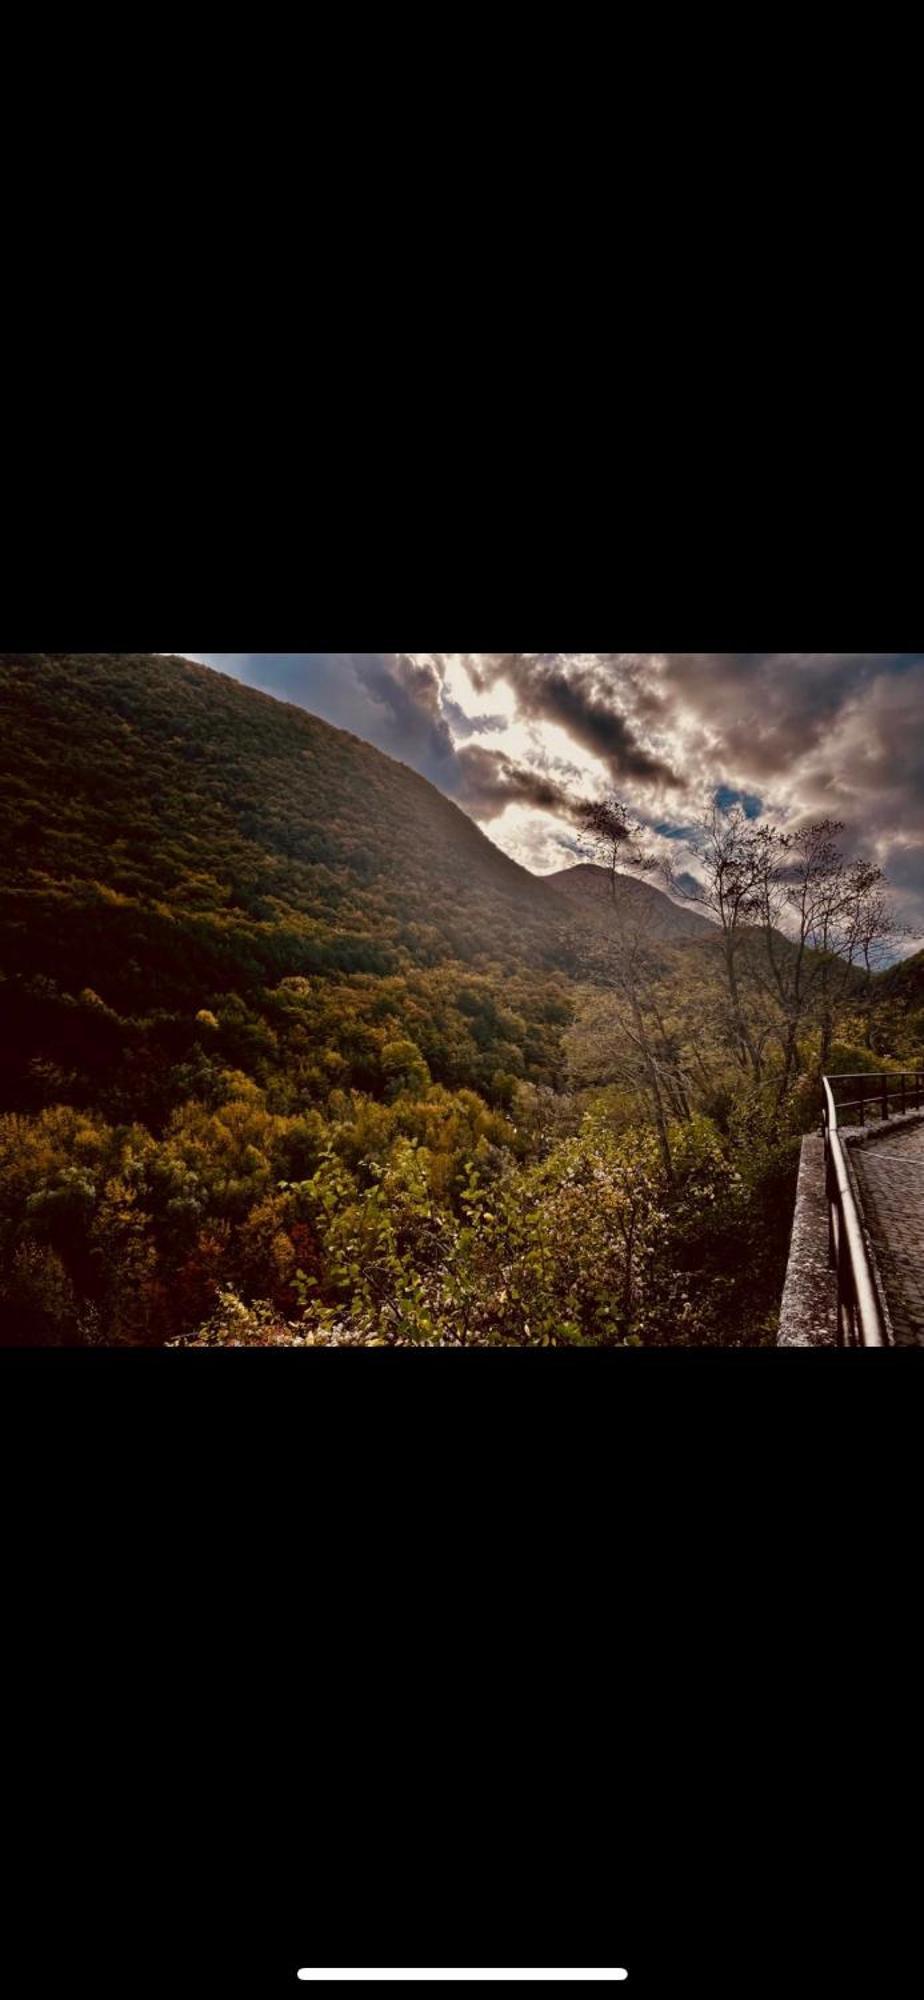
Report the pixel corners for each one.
[545,862,718,942]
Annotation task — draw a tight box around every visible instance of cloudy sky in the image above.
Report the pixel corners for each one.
[182,653,924,941]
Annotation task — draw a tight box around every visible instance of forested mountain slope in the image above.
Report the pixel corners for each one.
[0,651,572,990]
[547,863,717,942]
[875,947,924,1009]
[0,653,596,1119]
[868,946,924,1054]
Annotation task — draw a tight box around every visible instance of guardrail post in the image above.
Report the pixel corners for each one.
[901,1073,907,1115]
[881,1075,888,1121]
[859,1076,865,1126]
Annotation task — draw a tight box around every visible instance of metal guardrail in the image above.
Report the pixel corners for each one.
[819,1073,923,1348]
[825,1069,924,1126]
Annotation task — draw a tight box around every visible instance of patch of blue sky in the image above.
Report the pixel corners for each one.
[654,819,697,839]
[715,785,763,819]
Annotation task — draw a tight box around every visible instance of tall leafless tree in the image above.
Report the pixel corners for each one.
[663,803,775,1080]
[747,819,908,1103]
[572,797,692,1181]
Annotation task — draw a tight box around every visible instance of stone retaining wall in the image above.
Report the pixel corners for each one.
[777,1110,924,1346]
[777,1134,838,1347]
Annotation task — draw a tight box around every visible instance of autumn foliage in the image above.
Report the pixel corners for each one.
[1,654,921,1346]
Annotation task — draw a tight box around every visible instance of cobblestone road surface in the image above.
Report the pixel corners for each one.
[850,1120,924,1344]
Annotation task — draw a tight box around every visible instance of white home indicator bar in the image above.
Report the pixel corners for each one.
[297,1975,628,1985]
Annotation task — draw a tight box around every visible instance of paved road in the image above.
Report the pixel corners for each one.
[850,1120,924,1344]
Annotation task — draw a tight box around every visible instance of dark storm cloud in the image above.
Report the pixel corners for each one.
[348,652,456,780]
[440,699,508,740]
[514,657,678,786]
[449,745,579,822]
[654,652,912,776]
[461,653,680,788]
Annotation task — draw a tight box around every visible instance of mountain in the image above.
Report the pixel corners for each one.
[546,863,717,943]
[869,946,924,1054]
[0,654,713,996]
[875,947,924,1007]
[0,652,590,1122]
[0,651,571,991]
[0,653,727,1130]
